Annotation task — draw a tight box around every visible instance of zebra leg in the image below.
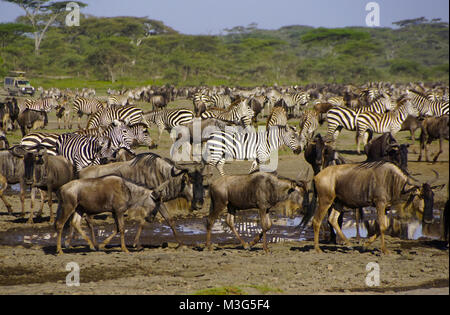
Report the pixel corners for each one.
[216,160,226,176]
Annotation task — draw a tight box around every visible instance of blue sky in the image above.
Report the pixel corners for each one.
[0,0,448,34]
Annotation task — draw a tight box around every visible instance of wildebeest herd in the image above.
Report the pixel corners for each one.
[0,81,448,255]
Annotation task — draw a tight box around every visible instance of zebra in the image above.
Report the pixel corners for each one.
[266,106,287,129]
[407,89,449,117]
[72,97,106,128]
[127,123,156,149]
[201,99,254,129]
[74,120,136,152]
[107,95,133,106]
[203,125,302,176]
[24,98,59,113]
[56,133,114,173]
[298,109,321,148]
[326,96,395,144]
[144,108,194,143]
[20,132,60,155]
[355,100,419,154]
[87,105,146,129]
[281,92,310,118]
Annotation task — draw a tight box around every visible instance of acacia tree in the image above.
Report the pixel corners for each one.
[2,0,86,54]
[0,22,33,48]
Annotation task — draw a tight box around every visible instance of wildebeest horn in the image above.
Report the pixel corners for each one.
[9,145,29,157]
[426,170,439,185]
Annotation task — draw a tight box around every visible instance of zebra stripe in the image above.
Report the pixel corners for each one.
[87,105,146,129]
[282,92,310,117]
[20,132,59,155]
[144,108,194,142]
[298,109,320,144]
[24,98,58,113]
[407,89,449,117]
[74,121,135,152]
[201,99,254,128]
[56,133,113,173]
[326,99,394,142]
[72,97,106,128]
[204,125,301,176]
[355,100,419,153]
[266,107,288,129]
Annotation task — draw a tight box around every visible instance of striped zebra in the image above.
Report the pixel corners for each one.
[282,92,310,117]
[407,89,449,117]
[266,106,288,129]
[326,96,395,144]
[264,89,283,117]
[144,108,194,142]
[24,98,59,113]
[87,105,146,129]
[355,100,419,154]
[74,120,136,152]
[56,133,113,173]
[298,109,320,147]
[203,125,302,176]
[20,132,59,155]
[201,99,254,129]
[72,97,106,128]
[128,123,156,148]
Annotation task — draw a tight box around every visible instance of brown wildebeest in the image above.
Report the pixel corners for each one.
[418,115,449,163]
[205,172,309,252]
[310,161,444,254]
[23,147,74,223]
[55,175,168,255]
[364,132,409,172]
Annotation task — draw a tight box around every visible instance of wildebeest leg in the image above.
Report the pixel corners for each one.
[71,213,97,252]
[206,197,225,250]
[225,212,249,249]
[55,203,77,255]
[158,203,183,248]
[355,207,363,241]
[249,209,272,253]
[0,177,13,214]
[85,214,97,249]
[47,189,55,224]
[432,137,443,163]
[19,181,26,217]
[313,196,334,253]
[132,219,145,250]
[27,187,38,224]
[115,213,129,253]
[328,209,350,247]
[36,189,46,218]
[364,202,390,254]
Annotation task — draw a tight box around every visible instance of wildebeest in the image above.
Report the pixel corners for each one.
[77,152,206,247]
[310,161,444,254]
[55,175,168,255]
[400,115,421,144]
[23,147,74,223]
[205,172,309,252]
[418,115,449,163]
[17,109,48,136]
[0,145,33,216]
[364,132,409,171]
[149,94,168,111]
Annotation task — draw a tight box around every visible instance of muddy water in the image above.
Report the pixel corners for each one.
[0,210,441,249]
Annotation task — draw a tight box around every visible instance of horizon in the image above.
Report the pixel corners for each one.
[0,0,448,35]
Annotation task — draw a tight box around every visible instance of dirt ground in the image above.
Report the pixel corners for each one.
[0,97,448,295]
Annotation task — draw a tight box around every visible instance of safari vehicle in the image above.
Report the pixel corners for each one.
[4,71,35,96]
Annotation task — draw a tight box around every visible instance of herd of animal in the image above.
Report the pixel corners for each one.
[0,80,448,255]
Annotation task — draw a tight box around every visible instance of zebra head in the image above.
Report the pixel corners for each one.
[280,125,303,154]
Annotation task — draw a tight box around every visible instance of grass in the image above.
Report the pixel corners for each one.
[194,286,247,295]
[193,284,283,295]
